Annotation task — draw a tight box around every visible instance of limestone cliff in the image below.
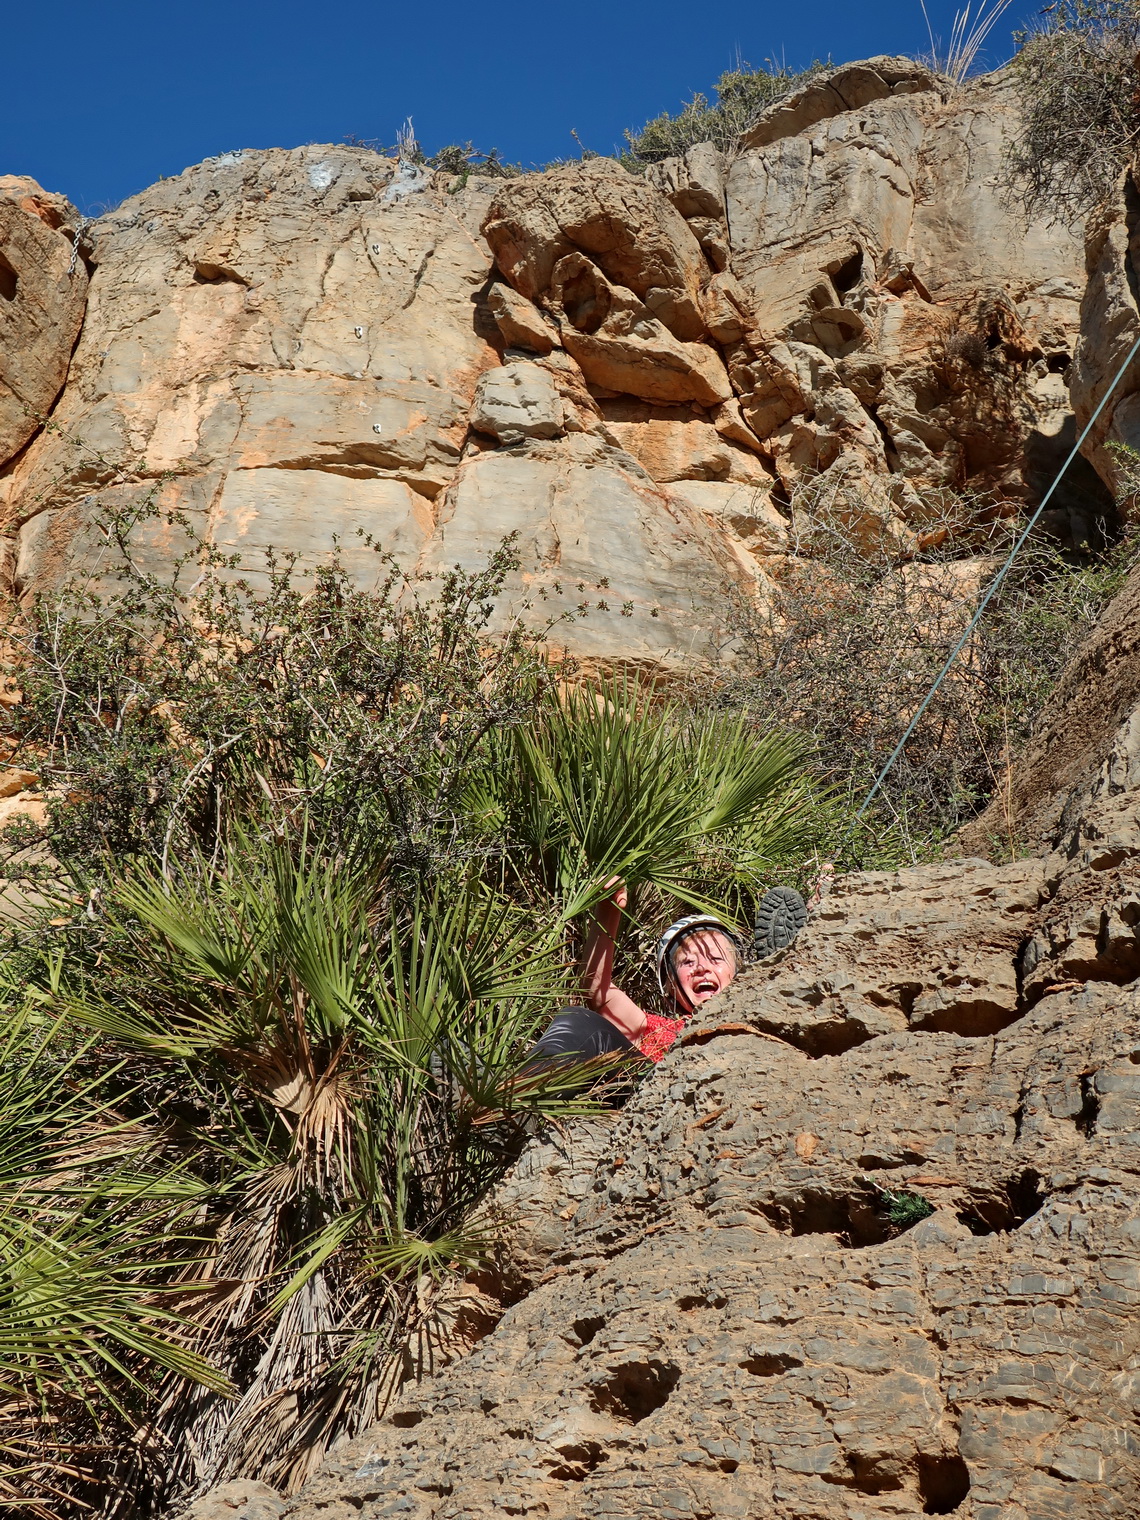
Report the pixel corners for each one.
[0,60,1103,666]
[275,791,1140,1518]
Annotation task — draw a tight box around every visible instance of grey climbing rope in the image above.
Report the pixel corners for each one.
[855,328,1140,823]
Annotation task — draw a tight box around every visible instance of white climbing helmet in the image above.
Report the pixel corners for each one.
[654,914,742,1008]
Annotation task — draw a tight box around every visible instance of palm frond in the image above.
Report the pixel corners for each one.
[40,823,608,1500]
[486,674,819,919]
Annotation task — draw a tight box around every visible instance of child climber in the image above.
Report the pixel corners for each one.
[527,881,806,1066]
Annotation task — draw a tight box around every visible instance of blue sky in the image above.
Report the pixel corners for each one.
[5,0,1037,213]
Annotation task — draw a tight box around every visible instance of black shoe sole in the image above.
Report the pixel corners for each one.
[754,886,807,958]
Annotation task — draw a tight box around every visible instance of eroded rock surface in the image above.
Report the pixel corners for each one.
[280,815,1140,1520]
[723,857,1046,1053]
[1070,176,1140,500]
[182,1480,286,1520]
[962,557,1140,856]
[482,62,1095,558]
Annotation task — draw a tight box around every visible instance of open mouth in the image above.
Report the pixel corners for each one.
[692,978,719,996]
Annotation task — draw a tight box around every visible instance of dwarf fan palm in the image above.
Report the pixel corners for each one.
[0,1008,226,1517]
[474,675,819,922]
[53,827,608,1497]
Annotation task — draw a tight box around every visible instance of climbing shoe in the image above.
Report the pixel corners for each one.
[753,886,807,958]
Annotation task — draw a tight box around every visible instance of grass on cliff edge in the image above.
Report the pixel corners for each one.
[619,59,827,166]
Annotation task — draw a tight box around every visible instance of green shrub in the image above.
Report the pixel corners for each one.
[3,501,562,877]
[0,1003,227,1516]
[427,142,524,180]
[473,674,819,920]
[49,830,594,1497]
[881,1187,936,1231]
[0,495,823,1510]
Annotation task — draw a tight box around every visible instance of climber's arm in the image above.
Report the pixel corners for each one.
[580,881,648,1041]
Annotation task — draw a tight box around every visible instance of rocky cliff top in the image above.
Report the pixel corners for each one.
[0,59,1102,670]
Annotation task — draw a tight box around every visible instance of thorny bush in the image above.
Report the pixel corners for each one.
[721,470,1140,862]
[3,500,567,878]
[1005,0,1140,223]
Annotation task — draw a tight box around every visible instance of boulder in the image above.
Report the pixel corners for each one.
[595,398,764,484]
[645,142,727,221]
[487,281,558,354]
[183,1480,285,1520]
[0,174,82,234]
[482,157,709,341]
[741,56,941,150]
[547,253,732,406]
[470,360,565,443]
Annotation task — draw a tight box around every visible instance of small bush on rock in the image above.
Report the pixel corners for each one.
[427,142,524,180]
[621,59,825,165]
[881,1187,936,1231]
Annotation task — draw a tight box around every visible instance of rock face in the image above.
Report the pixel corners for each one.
[277,543,1140,1514]
[482,61,1095,549]
[716,61,1094,538]
[9,66,1138,1516]
[1069,176,1140,501]
[282,819,1140,1519]
[0,177,87,467]
[269,498,1140,1515]
[963,155,1140,856]
[0,61,1102,663]
[0,147,752,665]
[182,1480,286,1520]
[956,153,1140,861]
[961,558,1140,855]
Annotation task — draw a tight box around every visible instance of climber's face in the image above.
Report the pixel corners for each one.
[670,931,738,1010]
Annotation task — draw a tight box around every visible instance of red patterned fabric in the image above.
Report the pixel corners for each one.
[636,1011,686,1062]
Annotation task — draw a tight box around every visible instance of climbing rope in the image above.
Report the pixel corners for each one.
[67,219,89,277]
[854,328,1140,823]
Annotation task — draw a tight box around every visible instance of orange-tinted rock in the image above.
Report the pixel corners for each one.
[0,182,87,468]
